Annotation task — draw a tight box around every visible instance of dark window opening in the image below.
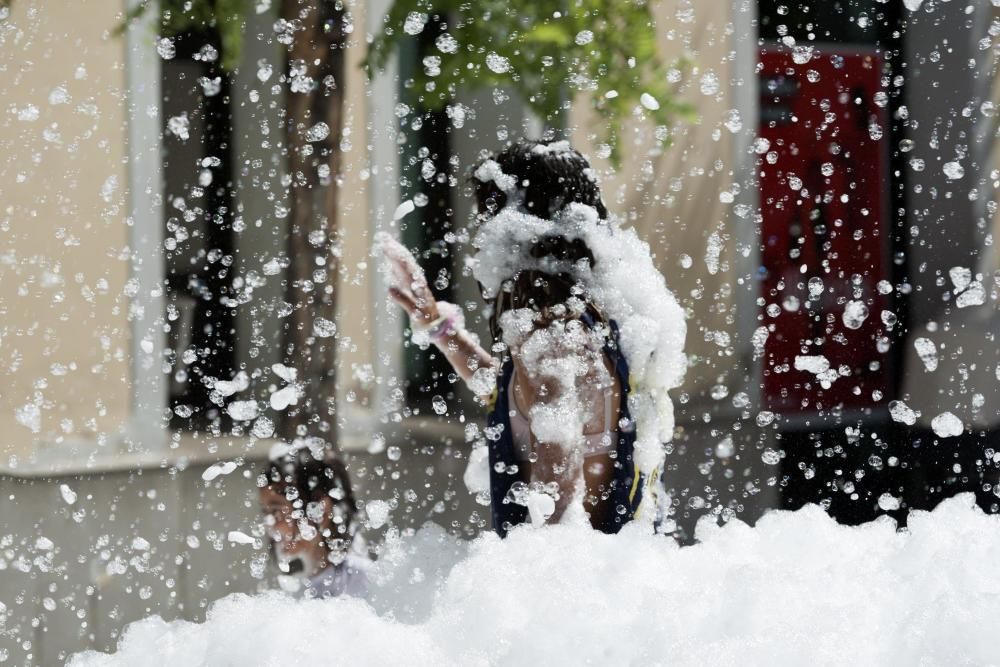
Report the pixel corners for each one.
[758,0,891,45]
[396,16,463,415]
[162,30,237,431]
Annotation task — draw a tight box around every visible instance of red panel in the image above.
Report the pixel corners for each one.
[758,47,890,414]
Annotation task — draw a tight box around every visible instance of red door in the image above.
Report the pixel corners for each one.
[758,47,890,415]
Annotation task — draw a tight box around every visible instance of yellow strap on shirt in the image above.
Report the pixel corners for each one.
[629,467,644,505]
[632,467,660,520]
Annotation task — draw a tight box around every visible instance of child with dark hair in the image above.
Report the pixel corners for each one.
[258,441,370,598]
[378,139,686,537]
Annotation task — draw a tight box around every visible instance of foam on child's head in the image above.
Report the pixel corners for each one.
[471,139,608,221]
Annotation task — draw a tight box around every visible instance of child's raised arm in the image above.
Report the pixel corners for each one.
[376,234,497,403]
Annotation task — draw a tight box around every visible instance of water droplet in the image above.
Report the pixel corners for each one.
[435,33,459,54]
[251,417,275,439]
[943,161,965,180]
[710,384,729,400]
[257,59,273,83]
[227,400,259,422]
[48,85,70,106]
[842,300,869,330]
[167,114,190,141]
[304,122,330,142]
[724,109,742,133]
[198,76,221,97]
[914,337,938,372]
[59,484,77,505]
[700,72,720,96]
[485,52,510,74]
[157,37,175,60]
[368,433,386,454]
[931,412,964,438]
[792,45,814,65]
[313,317,336,338]
[889,400,918,426]
[878,493,901,511]
[404,11,427,35]
[808,276,824,298]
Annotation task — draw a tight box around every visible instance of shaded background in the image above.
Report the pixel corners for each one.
[2,0,1000,663]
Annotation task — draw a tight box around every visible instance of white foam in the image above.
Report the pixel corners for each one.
[888,400,919,426]
[461,445,491,494]
[472,159,516,193]
[913,337,938,372]
[71,495,1000,667]
[931,411,964,438]
[213,371,250,398]
[842,299,870,330]
[794,354,840,388]
[393,199,416,221]
[226,400,259,422]
[202,461,239,482]
[366,500,391,530]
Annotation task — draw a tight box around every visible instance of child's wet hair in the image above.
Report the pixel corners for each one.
[472,139,608,221]
[260,443,358,537]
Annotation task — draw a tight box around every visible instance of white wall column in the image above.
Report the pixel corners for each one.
[124,0,168,451]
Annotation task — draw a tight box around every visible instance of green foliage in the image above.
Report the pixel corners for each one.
[118,0,251,71]
[113,0,693,164]
[366,0,694,165]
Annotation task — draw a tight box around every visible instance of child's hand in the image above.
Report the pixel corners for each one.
[375,232,439,326]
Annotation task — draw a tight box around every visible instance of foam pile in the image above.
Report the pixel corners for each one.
[72,494,1000,666]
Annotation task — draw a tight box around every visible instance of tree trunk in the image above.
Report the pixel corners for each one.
[280,0,346,443]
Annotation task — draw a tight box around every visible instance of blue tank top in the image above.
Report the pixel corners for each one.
[484,318,644,537]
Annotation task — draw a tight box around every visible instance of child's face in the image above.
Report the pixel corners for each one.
[259,485,329,560]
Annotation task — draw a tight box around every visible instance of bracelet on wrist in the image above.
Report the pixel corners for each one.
[427,312,458,341]
[410,301,464,348]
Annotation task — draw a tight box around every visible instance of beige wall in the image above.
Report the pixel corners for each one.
[0,0,132,463]
[570,0,750,405]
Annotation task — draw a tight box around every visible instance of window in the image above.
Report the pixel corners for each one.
[155,14,291,438]
[161,30,238,430]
